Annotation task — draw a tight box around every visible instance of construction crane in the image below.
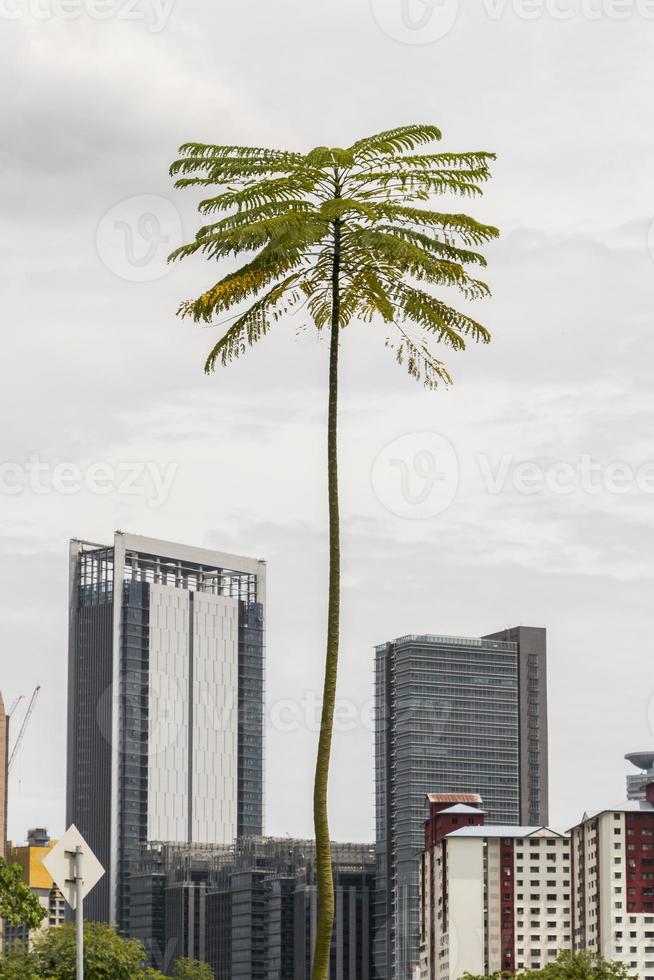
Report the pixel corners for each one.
[8,694,24,717]
[8,685,41,773]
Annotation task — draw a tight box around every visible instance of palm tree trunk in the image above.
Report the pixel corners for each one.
[311,216,342,980]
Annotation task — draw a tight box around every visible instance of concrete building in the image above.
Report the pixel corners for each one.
[128,837,375,979]
[419,794,571,980]
[375,627,548,980]
[5,829,65,948]
[66,532,266,931]
[0,692,7,859]
[0,692,7,952]
[570,782,654,978]
[420,769,654,980]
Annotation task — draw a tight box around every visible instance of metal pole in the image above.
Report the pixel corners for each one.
[75,846,84,980]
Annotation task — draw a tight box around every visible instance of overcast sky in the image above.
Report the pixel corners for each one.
[2,0,654,847]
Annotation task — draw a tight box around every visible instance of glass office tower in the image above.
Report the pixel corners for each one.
[374,627,548,980]
[66,532,265,932]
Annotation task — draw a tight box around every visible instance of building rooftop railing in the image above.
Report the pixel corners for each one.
[375,634,518,653]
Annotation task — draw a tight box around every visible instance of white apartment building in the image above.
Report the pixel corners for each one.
[421,777,654,980]
[571,783,654,979]
[420,794,571,980]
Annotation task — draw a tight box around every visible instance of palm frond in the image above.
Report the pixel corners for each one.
[372,204,500,245]
[178,241,310,322]
[203,274,303,370]
[194,175,320,215]
[393,282,492,347]
[346,229,489,297]
[364,223,489,268]
[349,124,442,158]
[386,328,453,389]
[170,213,327,263]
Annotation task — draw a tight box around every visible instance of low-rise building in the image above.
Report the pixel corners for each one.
[5,829,65,947]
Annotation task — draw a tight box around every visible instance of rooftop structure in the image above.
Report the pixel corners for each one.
[625,752,654,802]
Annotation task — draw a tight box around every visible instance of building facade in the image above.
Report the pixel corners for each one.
[129,837,375,979]
[420,771,654,980]
[294,852,375,980]
[374,627,548,980]
[0,692,7,860]
[66,532,266,930]
[0,693,7,951]
[4,829,66,948]
[420,795,570,980]
[570,783,654,978]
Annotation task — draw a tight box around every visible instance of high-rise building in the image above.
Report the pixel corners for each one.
[66,532,266,931]
[0,691,7,952]
[5,829,66,948]
[0,692,7,859]
[419,794,570,980]
[374,627,548,980]
[570,779,654,978]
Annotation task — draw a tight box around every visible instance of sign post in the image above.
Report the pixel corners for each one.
[75,846,84,980]
[43,826,105,980]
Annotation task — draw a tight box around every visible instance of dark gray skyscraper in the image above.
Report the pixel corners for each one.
[66,532,265,932]
[374,626,548,980]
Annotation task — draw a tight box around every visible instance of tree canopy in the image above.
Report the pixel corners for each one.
[0,943,39,980]
[0,926,219,980]
[0,859,47,932]
[461,950,631,980]
[31,923,150,980]
[171,959,215,980]
[169,124,499,389]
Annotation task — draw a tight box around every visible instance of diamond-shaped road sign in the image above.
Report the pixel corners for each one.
[42,825,105,910]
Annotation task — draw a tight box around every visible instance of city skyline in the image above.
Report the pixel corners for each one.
[3,530,654,978]
[4,530,654,847]
[4,0,654,865]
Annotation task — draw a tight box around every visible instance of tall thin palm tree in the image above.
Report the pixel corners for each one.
[168,124,498,980]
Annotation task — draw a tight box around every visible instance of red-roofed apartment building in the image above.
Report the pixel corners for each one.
[421,774,654,980]
[420,793,571,980]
